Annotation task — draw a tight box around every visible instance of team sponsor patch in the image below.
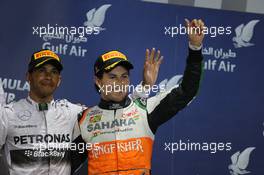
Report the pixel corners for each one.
[121,107,140,120]
[101,51,127,62]
[17,110,32,121]
[88,110,103,123]
[34,50,60,61]
[89,115,102,123]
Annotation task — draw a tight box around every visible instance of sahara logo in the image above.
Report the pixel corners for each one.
[84,4,112,31]
[228,147,255,175]
[233,20,259,48]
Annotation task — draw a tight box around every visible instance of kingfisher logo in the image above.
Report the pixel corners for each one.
[228,147,255,175]
[90,139,144,158]
[233,20,260,48]
[84,4,112,31]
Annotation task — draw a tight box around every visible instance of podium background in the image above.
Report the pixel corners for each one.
[0,0,263,174]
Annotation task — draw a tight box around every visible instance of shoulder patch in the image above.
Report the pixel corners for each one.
[55,99,69,108]
[78,108,91,125]
[134,98,147,110]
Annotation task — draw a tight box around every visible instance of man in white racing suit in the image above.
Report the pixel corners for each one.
[0,49,155,175]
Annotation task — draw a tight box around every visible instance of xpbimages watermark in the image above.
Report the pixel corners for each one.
[97,83,166,95]
[32,142,99,154]
[32,24,101,38]
[164,140,232,154]
[164,24,232,38]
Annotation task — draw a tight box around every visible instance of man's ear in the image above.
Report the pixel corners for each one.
[57,75,62,87]
[26,72,31,84]
[94,75,101,87]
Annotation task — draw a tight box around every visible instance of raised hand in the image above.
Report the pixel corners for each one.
[185,18,205,47]
[143,48,163,88]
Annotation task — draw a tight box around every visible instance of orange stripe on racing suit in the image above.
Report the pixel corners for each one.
[79,101,155,174]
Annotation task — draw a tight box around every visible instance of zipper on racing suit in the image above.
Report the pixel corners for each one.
[113,109,119,174]
[40,103,50,175]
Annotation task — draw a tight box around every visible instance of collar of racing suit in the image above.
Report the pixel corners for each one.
[98,96,131,110]
[26,96,55,111]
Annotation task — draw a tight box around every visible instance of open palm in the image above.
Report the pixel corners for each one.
[143,48,163,87]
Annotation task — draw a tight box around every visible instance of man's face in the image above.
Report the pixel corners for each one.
[27,63,61,99]
[96,65,130,102]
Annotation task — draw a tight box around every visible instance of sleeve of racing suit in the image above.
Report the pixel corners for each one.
[71,112,88,174]
[61,101,87,174]
[147,48,203,133]
[0,106,8,150]
[130,82,150,100]
[0,82,5,105]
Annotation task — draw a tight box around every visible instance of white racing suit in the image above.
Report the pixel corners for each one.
[0,97,83,175]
